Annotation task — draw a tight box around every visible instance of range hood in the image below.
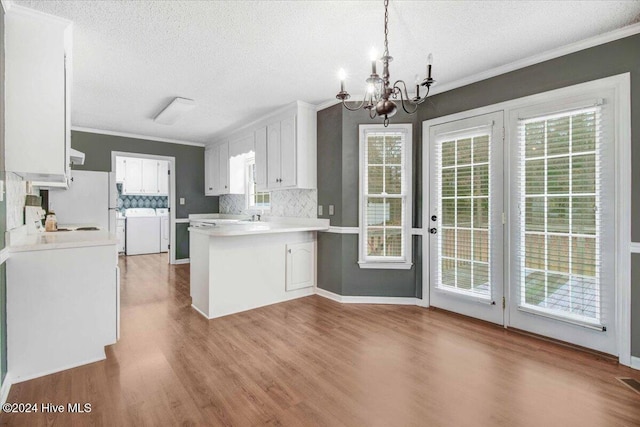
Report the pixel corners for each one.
[70,148,85,166]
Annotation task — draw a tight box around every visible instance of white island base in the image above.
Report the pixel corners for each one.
[189,228,318,319]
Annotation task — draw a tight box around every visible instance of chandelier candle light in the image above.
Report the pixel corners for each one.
[336,0,435,126]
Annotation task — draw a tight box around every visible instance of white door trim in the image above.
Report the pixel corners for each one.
[422,73,632,366]
[111,151,178,265]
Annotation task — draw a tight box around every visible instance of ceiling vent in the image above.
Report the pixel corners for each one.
[153,97,196,125]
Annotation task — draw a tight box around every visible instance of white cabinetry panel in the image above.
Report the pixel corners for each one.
[286,241,315,291]
[255,127,268,192]
[123,158,142,194]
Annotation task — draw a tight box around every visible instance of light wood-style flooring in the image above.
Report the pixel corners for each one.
[1,254,639,426]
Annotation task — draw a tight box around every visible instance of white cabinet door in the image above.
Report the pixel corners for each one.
[115,157,126,182]
[123,158,142,194]
[116,220,125,253]
[204,148,215,195]
[255,127,268,192]
[286,241,315,291]
[211,145,221,194]
[5,9,71,182]
[160,216,169,253]
[157,160,169,195]
[142,159,159,194]
[218,142,230,194]
[279,116,297,188]
[267,123,281,188]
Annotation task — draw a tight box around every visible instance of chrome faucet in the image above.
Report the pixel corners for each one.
[251,214,261,222]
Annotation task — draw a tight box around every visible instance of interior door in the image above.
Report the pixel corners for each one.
[428,112,504,325]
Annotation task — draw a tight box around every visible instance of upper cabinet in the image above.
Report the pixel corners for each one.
[5,6,73,186]
[120,157,169,196]
[204,142,230,196]
[205,101,316,196]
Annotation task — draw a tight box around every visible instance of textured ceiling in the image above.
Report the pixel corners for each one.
[13,0,640,144]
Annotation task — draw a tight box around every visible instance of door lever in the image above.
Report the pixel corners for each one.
[429,228,437,234]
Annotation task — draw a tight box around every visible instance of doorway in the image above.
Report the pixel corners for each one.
[111,151,177,264]
[422,75,631,361]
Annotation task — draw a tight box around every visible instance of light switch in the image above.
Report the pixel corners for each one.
[179,198,185,205]
[318,205,323,216]
[329,205,334,216]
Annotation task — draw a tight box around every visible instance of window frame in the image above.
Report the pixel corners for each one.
[244,155,271,212]
[358,123,413,270]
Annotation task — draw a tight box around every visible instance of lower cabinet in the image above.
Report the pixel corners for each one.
[286,241,315,291]
[117,218,126,253]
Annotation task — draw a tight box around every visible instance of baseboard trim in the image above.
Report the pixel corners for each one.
[315,288,421,305]
[174,258,190,265]
[191,303,210,319]
[631,242,640,253]
[631,356,640,370]
[0,373,12,404]
[11,355,106,384]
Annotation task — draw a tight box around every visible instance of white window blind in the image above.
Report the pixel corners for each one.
[435,128,492,298]
[359,124,412,268]
[516,106,603,324]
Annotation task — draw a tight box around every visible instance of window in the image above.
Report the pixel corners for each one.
[245,156,270,210]
[359,124,412,269]
[516,105,605,324]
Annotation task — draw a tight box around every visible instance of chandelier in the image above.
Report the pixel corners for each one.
[335,0,435,126]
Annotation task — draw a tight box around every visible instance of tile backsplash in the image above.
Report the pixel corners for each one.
[219,189,317,218]
[117,183,168,212]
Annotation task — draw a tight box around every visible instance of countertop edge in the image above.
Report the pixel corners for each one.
[188,225,329,237]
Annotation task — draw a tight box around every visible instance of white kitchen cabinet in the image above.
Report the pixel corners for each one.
[142,159,159,193]
[267,123,282,188]
[204,147,216,195]
[5,6,72,185]
[123,158,143,194]
[7,241,118,382]
[117,218,126,253]
[160,215,170,252]
[255,127,268,192]
[122,157,167,195]
[115,157,126,183]
[158,160,169,195]
[286,241,315,291]
[204,141,230,195]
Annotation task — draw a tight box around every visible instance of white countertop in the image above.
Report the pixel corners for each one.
[9,230,118,253]
[188,218,329,237]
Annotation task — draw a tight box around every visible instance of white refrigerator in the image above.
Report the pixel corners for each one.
[48,170,118,232]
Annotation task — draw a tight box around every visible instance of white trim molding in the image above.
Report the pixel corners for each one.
[323,226,359,234]
[0,248,10,265]
[412,228,423,236]
[175,218,191,224]
[72,126,205,147]
[631,356,640,371]
[631,242,640,254]
[174,258,190,265]
[0,374,11,405]
[315,288,420,305]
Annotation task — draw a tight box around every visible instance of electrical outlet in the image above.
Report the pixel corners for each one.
[179,198,185,205]
[329,205,334,216]
[318,205,323,216]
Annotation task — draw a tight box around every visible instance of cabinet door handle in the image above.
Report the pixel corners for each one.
[208,187,212,190]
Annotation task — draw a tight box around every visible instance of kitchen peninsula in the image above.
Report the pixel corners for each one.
[188,217,329,319]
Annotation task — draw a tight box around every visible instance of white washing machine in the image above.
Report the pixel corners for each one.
[125,208,161,255]
[156,208,169,253]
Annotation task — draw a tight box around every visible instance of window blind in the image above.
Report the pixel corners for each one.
[435,128,492,298]
[516,106,603,324]
[363,131,406,260]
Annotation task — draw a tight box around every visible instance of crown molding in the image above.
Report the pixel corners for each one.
[316,99,342,112]
[6,3,72,26]
[71,126,206,148]
[1,0,11,13]
[315,22,640,107]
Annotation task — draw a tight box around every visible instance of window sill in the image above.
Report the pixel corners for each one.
[357,261,413,270]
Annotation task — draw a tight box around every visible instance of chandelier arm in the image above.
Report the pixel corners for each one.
[393,81,419,115]
[341,98,368,112]
[369,108,377,119]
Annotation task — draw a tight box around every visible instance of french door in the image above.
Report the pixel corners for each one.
[428,112,504,325]
[426,87,619,356]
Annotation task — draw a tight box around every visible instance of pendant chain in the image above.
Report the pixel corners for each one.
[383,0,389,57]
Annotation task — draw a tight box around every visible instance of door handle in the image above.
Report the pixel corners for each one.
[431,215,437,222]
[429,228,437,234]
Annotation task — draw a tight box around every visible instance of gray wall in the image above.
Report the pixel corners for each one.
[71,131,219,259]
[317,33,640,354]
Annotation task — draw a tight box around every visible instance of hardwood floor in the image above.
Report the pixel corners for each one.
[1,253,639,426]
